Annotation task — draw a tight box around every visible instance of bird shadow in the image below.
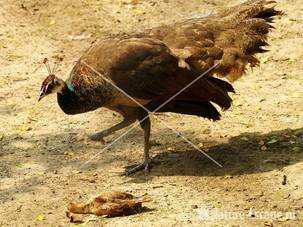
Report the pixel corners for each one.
[126,127,303,181]
[0,127,302,201]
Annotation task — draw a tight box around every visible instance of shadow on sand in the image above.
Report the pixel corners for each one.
[0,127,302,201]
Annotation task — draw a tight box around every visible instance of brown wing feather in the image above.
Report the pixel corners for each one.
[145,0,282,82]
[71,37,233,110]
[67,0,281,113]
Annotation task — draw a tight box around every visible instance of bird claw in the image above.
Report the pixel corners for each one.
[123,160,152,176]
[89,133,105,143]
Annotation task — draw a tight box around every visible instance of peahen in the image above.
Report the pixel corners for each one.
[39,0,282,175]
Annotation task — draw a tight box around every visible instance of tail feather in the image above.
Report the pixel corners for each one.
[183,76,233,110]
[152,100,221,121]
[151,0,283,83]
[146,76,234,119]
[217,0,282,21]
[175,76,234,111]
[206,76,235,93]
[256,6,282,21]
[214,0,283,81]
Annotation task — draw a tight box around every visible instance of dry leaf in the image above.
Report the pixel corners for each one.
[264,221,273,227]
[277,216,289,222]
[133,9,145,15]
[64,152,75,157]
[49,19,56,26]
[20,125,32,132]
[198,142,204,147]
[234,101,242,107]
[267,139,278,144]
[240,137,249,141]
[260,145,267,151]
[248,208,255,217]
[292,146,301,153]
[212,202,222,209]
[261,56,270,63]
[36,215,45,221]
[15,163,23,168]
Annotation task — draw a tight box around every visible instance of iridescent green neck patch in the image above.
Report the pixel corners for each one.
[66,80,75,93]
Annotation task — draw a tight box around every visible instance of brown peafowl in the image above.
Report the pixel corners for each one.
[39,0,282,175]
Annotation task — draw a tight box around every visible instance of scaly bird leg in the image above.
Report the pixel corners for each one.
[90,117,136,142]
[124,115,151,175]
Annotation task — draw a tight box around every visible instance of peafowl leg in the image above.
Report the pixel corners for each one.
[124,115,152,175]
[90,117,136,142]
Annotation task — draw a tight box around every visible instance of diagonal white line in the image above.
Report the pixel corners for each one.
[80,60,222,167]
[81,60,221,167]
[81,120,144,167]
[152,62,220,113]
[158,119,223,167]
[82,60,219,115]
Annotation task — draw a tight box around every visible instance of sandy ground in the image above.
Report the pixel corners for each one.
[0,0,302,226]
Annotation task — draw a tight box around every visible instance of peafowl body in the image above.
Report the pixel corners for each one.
[39,0,282,174]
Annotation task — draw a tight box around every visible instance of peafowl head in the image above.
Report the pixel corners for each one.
[38,58,64,101]
[39,74,65,101]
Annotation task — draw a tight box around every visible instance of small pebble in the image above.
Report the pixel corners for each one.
[282,175,287,185]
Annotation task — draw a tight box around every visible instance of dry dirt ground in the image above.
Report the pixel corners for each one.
[0,0,302,226]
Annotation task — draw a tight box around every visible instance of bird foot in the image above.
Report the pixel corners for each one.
[123,160,152,176]
[89,132,105,143]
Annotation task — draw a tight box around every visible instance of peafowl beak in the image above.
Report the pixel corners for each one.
[38,87,47,102]
[38,94,44,102]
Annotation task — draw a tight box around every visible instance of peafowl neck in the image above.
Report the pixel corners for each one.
[57,80,105,115]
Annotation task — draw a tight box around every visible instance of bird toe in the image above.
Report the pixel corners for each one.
[123,160,152,176]
[89,133,105,143]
